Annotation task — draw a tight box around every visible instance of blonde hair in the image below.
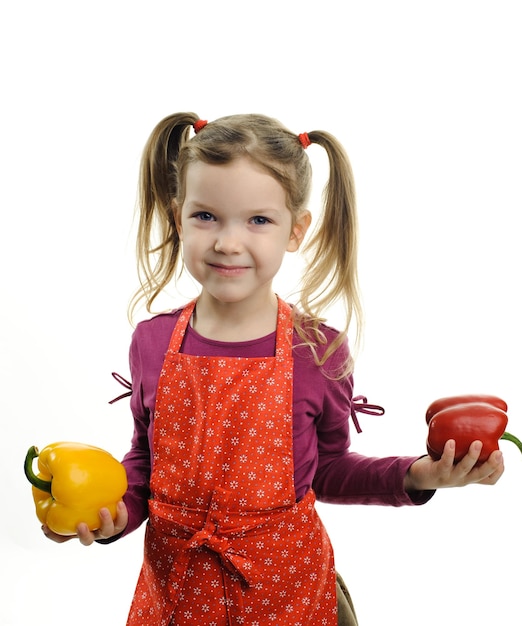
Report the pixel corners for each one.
[130,112,362,376]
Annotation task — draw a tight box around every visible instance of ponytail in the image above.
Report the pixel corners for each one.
[296,130,362,375]
[129,112,200,321]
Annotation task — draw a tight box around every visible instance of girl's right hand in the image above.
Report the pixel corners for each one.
[42,500,128,546]
[404,440,504,491]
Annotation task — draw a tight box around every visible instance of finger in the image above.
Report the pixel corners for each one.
[456,440,483,474]
[77,522,96,546]
[97,507,115,535]
[479,464,504,485]
[113,500,128,534]
[114,500,129,532]
[93,505,125,541]
[437,439,456,473]
[81,510,113,544]
[476,450,504,485]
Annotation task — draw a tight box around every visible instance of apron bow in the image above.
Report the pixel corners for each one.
[165,512,258,624]
[180,523,257,586]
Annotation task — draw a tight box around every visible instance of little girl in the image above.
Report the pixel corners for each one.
[44,112,504,625]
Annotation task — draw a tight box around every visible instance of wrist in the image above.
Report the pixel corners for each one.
[403,456,427,493]
[404,467,415,492]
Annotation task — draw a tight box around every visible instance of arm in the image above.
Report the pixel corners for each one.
[309,335,434,506]
[312,347,503,502]
[313,439,434,507]
[108,323,154,537]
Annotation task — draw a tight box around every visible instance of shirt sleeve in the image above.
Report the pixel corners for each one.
[311,335,435,507]
[119,326,153,535]
[97,326,152,544]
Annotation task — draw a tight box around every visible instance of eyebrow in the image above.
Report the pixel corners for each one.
[184,201,213,212]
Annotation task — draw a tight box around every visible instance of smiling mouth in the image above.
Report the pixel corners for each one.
[209,263,250,275]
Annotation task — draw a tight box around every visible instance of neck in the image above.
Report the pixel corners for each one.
[192,293,279,341]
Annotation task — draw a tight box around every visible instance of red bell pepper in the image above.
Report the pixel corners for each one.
[426,394,522,464]
[425,394,508,425]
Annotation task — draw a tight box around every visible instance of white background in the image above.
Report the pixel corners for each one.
[1,1,521,624]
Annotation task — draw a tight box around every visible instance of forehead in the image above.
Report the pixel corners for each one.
[183,158,287,211]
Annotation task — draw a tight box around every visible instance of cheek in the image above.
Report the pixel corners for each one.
[180,233,196,255]
[180,232,208,266]
[261,240,290,269]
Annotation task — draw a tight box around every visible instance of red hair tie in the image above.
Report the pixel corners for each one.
[298,132,311,149]
[193,119,208,133]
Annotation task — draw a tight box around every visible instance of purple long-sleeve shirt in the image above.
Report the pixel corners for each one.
[119,307,434,536]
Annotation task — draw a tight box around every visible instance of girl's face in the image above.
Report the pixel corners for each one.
[176,157,310,309]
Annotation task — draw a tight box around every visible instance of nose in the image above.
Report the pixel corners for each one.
[214,225,243,254]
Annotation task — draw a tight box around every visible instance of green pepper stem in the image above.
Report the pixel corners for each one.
[24,446,52,493]
[501,431,522,455]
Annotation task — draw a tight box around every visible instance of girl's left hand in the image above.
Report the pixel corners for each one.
[404,439,504,492]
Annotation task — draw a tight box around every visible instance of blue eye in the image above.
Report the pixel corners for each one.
[194,212,214,221]
[251,216,270,225]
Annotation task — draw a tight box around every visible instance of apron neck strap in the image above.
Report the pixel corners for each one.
[274,297,294,361]
[169,297,294,360]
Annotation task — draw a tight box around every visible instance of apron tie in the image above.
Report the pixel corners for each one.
[178,522,257,586]
[162,488,259,624]
[350,395,385,433]
[173,488,258,586]
[108,372,132,404]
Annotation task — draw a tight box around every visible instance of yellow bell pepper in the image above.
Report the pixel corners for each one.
[24,441,127,536]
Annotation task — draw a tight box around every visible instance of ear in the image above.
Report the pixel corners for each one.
[287,210,311,252]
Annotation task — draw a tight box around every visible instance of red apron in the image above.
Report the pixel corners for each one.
[126,298,337,625]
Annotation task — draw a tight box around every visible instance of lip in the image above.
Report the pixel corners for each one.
[208,263,250,276]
